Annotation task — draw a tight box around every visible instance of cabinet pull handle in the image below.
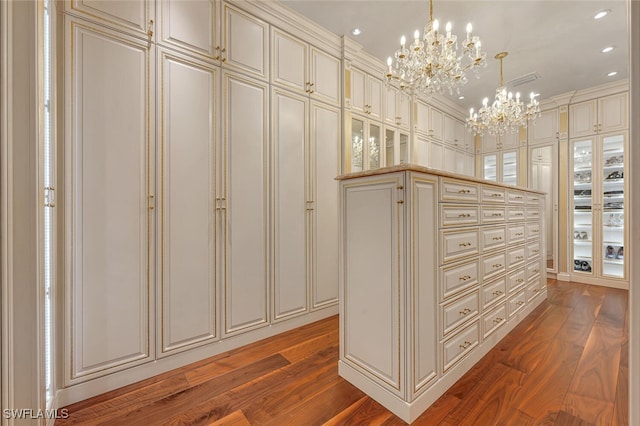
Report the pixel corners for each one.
[459,341,472,349]
[492,236,503,240]
[492,263,503,268]
[147,19,154,38]
[459,308,472,315]
[516,301,525,306]
[214,46,221,61]
[458,189,470,194]
[534,289,540,293]
[516,278,524,283]
[459,275,471,281]
[221,48,227,62]
[516,255,524,260]
[458,213,471,218]
[493,290,503,296]
[458,242,472,247]
[493,317,503,324]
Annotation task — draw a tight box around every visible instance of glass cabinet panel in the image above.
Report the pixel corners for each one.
[502,151,518,185]
[601,134,624,278]
[385,128,395,167]
[483,154,497,181]
[351,117,364,172]
[369,123,381,170]
[399,133,409,164]
[572,139,593,274]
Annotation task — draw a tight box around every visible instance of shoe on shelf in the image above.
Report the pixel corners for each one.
[617,247,624,259]
[605,171,622,180]
[606,245,616,258]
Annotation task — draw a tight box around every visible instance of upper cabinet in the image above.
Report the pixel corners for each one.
[348,67,383,120]
[64,0,155,39]
[569,92,628,138]
[384,86,411,130]
[529,109,559,145]
[158,0,218,61]
[414,101,443,141]
[221,3,269,80]
[444,115,468,150]
[271,28,341,106]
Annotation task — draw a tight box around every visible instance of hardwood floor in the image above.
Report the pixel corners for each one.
[56,280,628,425]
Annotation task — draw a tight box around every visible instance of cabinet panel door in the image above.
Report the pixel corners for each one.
[569,100,596,138]
[397,92,411,129]
[223,4,269,79]
[384,86,398,126]
[67,0,152,37]
[65,18,153,380]
[529,109,558,145]
[159,0,217,60]
[415,101,430,135]
[312,103,341,308]
[367,76,383,119]
[428,141,444,170]
[273,89,308,320]
[223,72,269,335]
[599,92,628,133]
[159,50,217,354]
[311,48,340,106]
[429,107,444,141]
[272,28,307,93]
[349,67,366,113]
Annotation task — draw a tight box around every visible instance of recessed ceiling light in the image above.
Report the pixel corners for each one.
[601,46,615,53]
[607,71,618,77]
[458,96,465,100]
[351,28,362,36]
[594,9,610,20]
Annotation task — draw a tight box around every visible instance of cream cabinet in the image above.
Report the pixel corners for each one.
[529,108,560,145]
[482,131,519,153]
[221,3,269,80]
[415,100,443,141]
[348,67,383,119]
[271,28,340,106]
[444,115,467,150]
[384,86,411,129]
[384,127,410,166]
[64,0,155,38]
[339,166,546,423]
[569,92,628,138]
[349,115,383,171]
[158,0,218,61]
[157,49,219,355]
[483,151,518,186]
[63,15,155,382]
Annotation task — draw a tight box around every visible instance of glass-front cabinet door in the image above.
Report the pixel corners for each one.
[369,123,381,170]
[502,151,518,185]
[350,117,364,172]
[601,134,625,278]
[572,139,594,275]
[385,128,395,167]
[483,154,497,181]
[399,133,409,164]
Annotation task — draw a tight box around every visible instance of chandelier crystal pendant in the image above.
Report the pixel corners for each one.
[385,0,486,96]
[466,52,541,136]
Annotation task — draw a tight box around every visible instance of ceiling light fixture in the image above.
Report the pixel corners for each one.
[594,9,610,20]
[601,46,615,53]
[608,71,618,77]
[351,28,362,36]
[458,96,465,100]
[466,52,540,137]
[385,0,486,97]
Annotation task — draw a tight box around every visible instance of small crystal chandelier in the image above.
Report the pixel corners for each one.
[385,0,486,96]
[466,52,541,136]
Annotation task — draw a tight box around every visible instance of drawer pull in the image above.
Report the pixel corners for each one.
[532,229,540,233]
[459,341,473,349]
[515,232,524,236]
[491,213,503,217]
[515,196,524,200]
[458,242,472,247]
[516,301,525,306]
[459,275,472,281]
[492,290,503,296]
[515,255,524,260]
[458,189,471,194]
[492,263,503,268]
[516,278,524,284]
[458,213,472,218]
[491,193,503,198]
[533,269,540,274]
[492,236,503,241]
[459,308,472,316]
[493,317,504,324]
[534,289,540,293]
[515,213,524,216]
[532,249,539,253]
[531,212,539,215]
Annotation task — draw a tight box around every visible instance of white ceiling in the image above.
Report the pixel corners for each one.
[280,0,629,112]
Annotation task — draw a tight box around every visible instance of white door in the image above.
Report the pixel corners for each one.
[529,109,558,145]
[222,4,269,80]
[272,89,309,321]
[65,17,154,381]
[569,100,597,138]
[158,49,218,354]
[599,92,628,133]
[272,28,307,93]
[159,0,218,60]
[222,71,269,335]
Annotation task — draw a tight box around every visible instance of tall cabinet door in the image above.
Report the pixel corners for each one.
[222,71,270,335]
[64,17,154,382]
[572,138,595,276]
[272,89,309,320]
[158,49,218,355]
[311,102,341,308]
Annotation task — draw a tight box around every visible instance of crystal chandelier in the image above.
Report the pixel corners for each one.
[466,52,541,136]
[385,0,486,96]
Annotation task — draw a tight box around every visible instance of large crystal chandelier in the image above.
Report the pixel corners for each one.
[385,0,486,96]
[466,52,541,136]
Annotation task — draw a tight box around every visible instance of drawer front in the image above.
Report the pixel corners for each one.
[507,190,526,204]
[526,241,541,261]
[482,276,506,309]
[440,179,479,203]
[442,321,480,373]
[508,291,527,318]
[442,290,479,336]
[526,276,544,302]
[481,206,506,224]
[507,225,526,244]
[481,226,506,251]
[507,246,526,269]
[482,251,506,280]
[526,208,541,220]
[507,268,526,294]
[526,260,542,280]
[526,222,541,240]
[507,206,526,221]
[483,303,507,339]
[440,205,480,227]
[526,193,542,205]
[481,186,506,203]
[441,229,480,264]
[441,260,480,300]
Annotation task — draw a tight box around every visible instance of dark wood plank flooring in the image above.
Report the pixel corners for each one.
[56,280,628,425]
